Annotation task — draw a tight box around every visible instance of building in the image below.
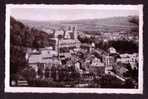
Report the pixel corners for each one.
[117,53,138,70]
[90,57,105,76]
[48,26,80,60]
[103,55,115,74]
[27,47,60,79]
[114,63,129,77]
[108,47,117,54]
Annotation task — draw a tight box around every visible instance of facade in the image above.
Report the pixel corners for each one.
[117,53,138,70]
[103,55,115,74]
[27,48,60,79]
[90,57,105,76]
[48,26,81,60]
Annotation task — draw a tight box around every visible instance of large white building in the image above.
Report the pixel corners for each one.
[26,47,60,79]
[49,26,80,60]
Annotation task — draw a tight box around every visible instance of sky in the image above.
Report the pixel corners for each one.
[10,7,139,21]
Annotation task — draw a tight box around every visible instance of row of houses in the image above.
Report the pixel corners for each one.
[79,30,138,41]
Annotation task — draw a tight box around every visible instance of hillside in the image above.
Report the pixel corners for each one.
[20,16,138,32]
[10,17,50,74]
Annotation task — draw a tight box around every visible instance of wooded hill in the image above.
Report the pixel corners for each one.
[10,17,50,74]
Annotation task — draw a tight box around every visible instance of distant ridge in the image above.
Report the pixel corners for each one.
[20,16,138,32]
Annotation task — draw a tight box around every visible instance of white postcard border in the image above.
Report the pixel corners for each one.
[5,4,143,94]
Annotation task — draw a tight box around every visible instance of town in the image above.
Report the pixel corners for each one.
[12,24,138,88]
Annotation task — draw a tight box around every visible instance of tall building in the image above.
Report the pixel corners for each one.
[48,26,80,60]
[103,55,115,74]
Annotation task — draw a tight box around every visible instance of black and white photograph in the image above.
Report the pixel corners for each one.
[5,4,143,94]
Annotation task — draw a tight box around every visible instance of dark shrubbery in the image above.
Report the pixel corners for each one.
[109,40,138,53]
[100,74,123,88]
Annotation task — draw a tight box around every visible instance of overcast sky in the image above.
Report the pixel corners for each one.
[10,8,139,21]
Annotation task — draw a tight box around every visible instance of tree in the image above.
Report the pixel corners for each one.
[21,67,36,86]
[128,16,139,32]
[10,17,50,76]
[100,74,123,88]
[128,16,139,25]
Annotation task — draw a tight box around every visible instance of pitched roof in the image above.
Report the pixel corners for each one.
[29,49,59,64]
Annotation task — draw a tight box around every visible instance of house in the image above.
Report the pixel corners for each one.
[90,57,105,76]
[117,53,138,70]
[27,48,60,79]
[113,63,129,77]
[103,55,115,74]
